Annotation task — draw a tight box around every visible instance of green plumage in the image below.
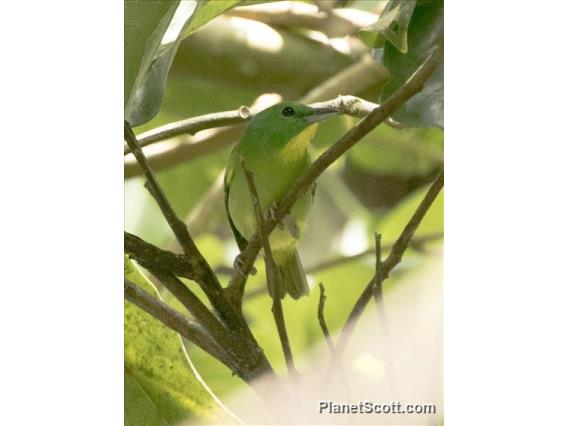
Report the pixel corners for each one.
[224,101,336,299]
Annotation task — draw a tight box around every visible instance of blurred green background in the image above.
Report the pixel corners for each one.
[125,0,443,419]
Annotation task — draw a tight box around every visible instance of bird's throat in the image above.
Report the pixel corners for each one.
[281,123,318,159]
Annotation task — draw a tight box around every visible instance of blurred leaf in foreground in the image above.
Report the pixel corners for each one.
[124,256,236,425]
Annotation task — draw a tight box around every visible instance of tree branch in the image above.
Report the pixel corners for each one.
[241,160,297,376]
[372,233,386,321]
[124,49,389,180]
[124,278,235,370]
[237,232,441,302]
[124,124,243,179]
[238,232,443,302]
[125,122,236,326]
[124,96,379,162]
[124,122,275,380]
[317,283,335,354]
[125,231,196,280]
[308,232,443,275]
[124,108,252,155]
[150,272,229,345]
[124,122,201,259]
[227,33,444,302]
[125,121,234,321]
[335,170,444,357]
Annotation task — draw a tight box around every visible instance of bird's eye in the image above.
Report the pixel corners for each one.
[281,106,295,117]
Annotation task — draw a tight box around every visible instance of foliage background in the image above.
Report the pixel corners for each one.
[125,0,443,424]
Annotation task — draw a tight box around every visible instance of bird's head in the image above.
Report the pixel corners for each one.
[246,101,338,149]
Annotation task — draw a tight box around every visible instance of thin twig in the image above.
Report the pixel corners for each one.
[241,159,297,376]
[124,94,284,179]
[320,171,443,392]
[124,96,379,157]
[372,233,386,320]
[317,283,353,404]
[124,124,244,179]
[237,232,444,301]
[317,283,335,354]
[336,170,444,357]
[124,121,200,259]
[371,233,398,397]
[125,124,234,324]
[307,232,443,275]
[124,279,235,371]
[227,33,444,302]
[125,122,235,322]
[124,56,389,179]
[124,108,252,155]
[125,122,275,380]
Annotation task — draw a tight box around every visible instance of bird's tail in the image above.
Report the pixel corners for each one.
[271,249,310,300]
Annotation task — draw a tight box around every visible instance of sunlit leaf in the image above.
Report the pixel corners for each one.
[124,256,236,425]
[126,0,269,126]
[124,1,180,112]
[181,0,245,39]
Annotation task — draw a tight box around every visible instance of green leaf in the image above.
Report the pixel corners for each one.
[125,0,259,127]
[378,0,443,128]
[124,1,180,112]
[358,0,416,52]
[181,0,245,39]
[124,256,236,425]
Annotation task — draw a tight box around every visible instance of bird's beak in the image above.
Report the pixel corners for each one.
[305,107,339,124]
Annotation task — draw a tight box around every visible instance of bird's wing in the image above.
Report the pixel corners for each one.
[224,164,249,252]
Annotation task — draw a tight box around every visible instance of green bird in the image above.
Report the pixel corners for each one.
[224,101,337,299]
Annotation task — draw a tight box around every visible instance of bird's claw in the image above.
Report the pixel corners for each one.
[265,203,284,230]
[233,253,257,277]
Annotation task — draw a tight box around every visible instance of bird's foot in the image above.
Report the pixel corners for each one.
[233,253,257,277]
[265,202,285,230]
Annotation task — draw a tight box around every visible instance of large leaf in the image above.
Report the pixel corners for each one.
[358,0,416,52]
[124,256,236,425]
[125,0,255,127]
[124,1,180,111]
[377,0,443,128]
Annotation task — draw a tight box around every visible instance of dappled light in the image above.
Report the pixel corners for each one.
[125,1,444,424]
